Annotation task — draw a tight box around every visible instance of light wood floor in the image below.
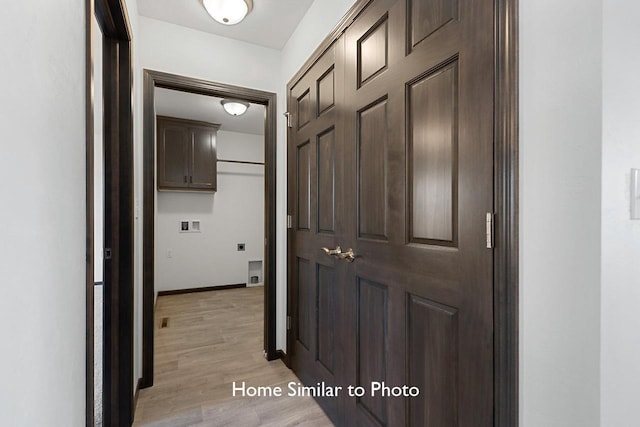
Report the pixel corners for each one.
[133,287,333,427]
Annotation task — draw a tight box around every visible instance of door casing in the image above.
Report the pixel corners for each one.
[86,0,135,425]
[285,0,519,425]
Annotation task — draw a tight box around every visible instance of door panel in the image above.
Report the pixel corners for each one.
[288,0,494,425]
[297,89,312,129]
[296,141,311,231]
[317,66,335,115]
[317,263,337,373]
[408,0,457,49]
[358,15,389,87]
[357,97,389,241]
[317,128,336,234]
[408,61,458,245]
[408,294,458,426]
[356,279,389,426]
[296,257,313,350]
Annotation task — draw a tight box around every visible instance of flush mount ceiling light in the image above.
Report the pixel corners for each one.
[221,99,250,116]
[202,0,253,26]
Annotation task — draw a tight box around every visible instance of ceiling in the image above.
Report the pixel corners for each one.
[155,88,265,135]
[137,0,315,50]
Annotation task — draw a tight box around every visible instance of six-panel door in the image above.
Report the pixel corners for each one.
[288,0,495,425]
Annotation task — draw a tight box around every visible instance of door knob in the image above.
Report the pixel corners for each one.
[321,246,342,256]
[337,248,357,262]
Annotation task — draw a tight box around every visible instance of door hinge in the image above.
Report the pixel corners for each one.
[287,215,293,229]
[486,213,494,249]
[284,112,292,128]
[104,248,112,260]
[287,315,292,330]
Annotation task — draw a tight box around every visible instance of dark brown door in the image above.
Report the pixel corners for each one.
[287,40,345,423]
[190,125,217,190]
[157,119,189,189]
[340,0,494,425]
[288,0,494,425]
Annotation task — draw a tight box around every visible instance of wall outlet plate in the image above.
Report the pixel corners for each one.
[180,221,189,232]
[632,169,640,220]
[237,243,246,251]
[192,220,201,232]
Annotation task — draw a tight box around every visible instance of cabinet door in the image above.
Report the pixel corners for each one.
[189,126,217,191]
[157,120,189,189]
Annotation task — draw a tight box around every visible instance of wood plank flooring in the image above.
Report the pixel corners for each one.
[133,287,333,426]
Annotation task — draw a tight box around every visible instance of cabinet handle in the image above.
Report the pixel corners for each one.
[184,176,187,183]
[190,176,193,183]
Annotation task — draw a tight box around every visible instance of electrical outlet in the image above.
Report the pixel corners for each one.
[180,221,189,232]
[237,243,246,251]
[632,169,640,220]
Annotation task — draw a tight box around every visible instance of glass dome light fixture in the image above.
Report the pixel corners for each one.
[221,99,250,116]
[202,0,254,26]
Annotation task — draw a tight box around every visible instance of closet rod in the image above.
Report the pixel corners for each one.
[217,159,264,166]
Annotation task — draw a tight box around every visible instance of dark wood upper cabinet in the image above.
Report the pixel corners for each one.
[157,122,190,188]
[157,116,219,192]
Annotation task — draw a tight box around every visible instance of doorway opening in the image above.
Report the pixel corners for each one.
[140,70,278,396]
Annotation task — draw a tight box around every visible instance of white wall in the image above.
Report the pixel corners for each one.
[0,1,86,426]
[601,2,640,426]
[156,130,265,292]
[278,0,357,352]
[280,0,357,82]
[138,16,281,89]
[519,0,602,425]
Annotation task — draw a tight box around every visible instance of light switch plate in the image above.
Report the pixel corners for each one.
[632,169,640,220]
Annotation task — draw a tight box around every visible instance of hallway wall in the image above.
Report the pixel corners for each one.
[0,1,631,425]
[126,3,625,427]
[519,0,602,425]
[601,1,640,425]
[0,1,87,426]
